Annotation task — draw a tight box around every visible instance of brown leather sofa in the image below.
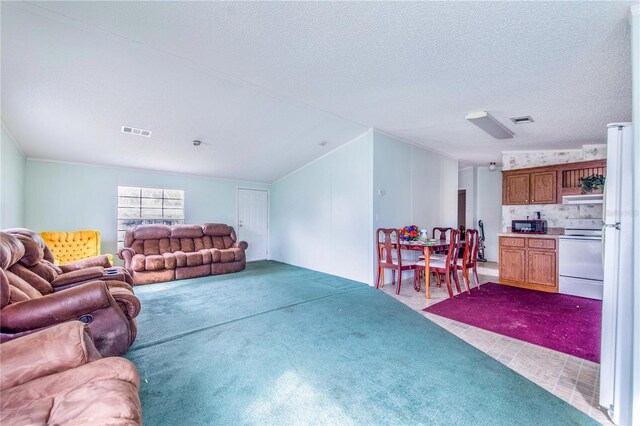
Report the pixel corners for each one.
[5,227,133,291]
[1,232,140,357]
[0,321,142,425]
[118,223,248,285]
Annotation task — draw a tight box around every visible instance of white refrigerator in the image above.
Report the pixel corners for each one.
[600,123,634,425]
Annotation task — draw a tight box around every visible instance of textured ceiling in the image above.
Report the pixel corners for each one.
[1,1,634,181]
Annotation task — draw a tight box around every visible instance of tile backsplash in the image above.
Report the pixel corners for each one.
[502,204,603,230]
[501,144,606,231]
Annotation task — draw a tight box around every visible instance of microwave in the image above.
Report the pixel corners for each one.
[511,220,547,234]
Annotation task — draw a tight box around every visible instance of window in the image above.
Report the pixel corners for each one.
[117,186,184,249]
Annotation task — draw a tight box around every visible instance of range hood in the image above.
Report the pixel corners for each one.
[562,194,604,205]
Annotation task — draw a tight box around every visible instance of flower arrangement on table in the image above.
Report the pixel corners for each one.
[400,225,420,241]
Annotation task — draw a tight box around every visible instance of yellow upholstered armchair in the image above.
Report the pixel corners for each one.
[39,230,114,266]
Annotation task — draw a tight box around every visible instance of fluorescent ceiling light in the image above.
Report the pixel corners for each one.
[465,111,515,139]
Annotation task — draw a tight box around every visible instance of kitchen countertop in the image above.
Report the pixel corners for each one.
[498,232,562,239]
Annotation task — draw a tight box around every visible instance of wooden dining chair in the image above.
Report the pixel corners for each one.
[432,227,452,254]
[432,227,452,240]
[414,229,461,298]
[375,228,416,295]
[457,228,481,292]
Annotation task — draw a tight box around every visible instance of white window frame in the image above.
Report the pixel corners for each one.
[117,185,185,249]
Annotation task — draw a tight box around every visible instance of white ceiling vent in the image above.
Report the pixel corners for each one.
[510,116,534,124]
[121,126,152,137]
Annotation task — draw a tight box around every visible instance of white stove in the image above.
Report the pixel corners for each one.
[558,219,603,299]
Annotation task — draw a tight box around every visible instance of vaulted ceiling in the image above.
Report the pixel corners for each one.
[1,1,633,182]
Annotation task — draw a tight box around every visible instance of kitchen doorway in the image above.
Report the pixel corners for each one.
[458,189,466,230]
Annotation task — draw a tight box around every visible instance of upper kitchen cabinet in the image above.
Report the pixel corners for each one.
[502,160,606,205]
[502,173,530,204]
[530,171,557,204]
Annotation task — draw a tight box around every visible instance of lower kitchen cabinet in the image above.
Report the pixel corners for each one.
[499,247,526,283]
[527,250,557,287]
[499,236,558,292]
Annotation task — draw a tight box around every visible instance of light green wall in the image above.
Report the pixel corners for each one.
[270,130,374,284]
[373,131,458,231]
[0,125,25,228]
[372,130,459,282]
[24,160,268,259]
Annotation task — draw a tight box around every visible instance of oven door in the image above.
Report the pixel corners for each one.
[559,236,604,281]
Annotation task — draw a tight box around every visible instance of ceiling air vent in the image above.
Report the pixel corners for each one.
[121,126,152,137]
[510,116,534,124]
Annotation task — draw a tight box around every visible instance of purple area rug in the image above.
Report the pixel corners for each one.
[424,283,602,362]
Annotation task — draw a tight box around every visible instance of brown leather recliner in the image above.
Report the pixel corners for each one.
[4,228,134,291]
[0,233,139,357]
[0,321,142,425]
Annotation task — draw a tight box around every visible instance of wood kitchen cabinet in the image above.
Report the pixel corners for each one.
[502,174,530,205]
[498,236,558,292]
[502,160,605,205]
[499,247,526,283]
[530,171,557,204]
[526,250,557,287]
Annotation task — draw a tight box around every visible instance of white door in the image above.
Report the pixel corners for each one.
[237,189,268,261]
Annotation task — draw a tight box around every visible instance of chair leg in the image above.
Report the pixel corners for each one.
[463,268,472,293]
[392,270,396,286]
[473,265,481,289]
[452,269,462,293]
[396,270,402,295]
[375,266,381,289]
[413,269,420,292]
[434,272,441,288]
[444,269,454,298]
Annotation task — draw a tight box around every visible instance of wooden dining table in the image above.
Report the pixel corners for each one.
[398,240,445,299]
[385,239,464,299]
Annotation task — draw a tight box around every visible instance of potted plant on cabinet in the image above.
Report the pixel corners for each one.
[579,174,605,194]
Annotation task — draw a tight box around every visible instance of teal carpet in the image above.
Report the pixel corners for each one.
[125,261,596,425]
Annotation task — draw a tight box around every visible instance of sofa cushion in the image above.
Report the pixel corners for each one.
[9,286,30,303]
[5,271,42,299]
[202,223,231,236]
[131,255,146,272]
[133,225,171,240]
[171,225,203,238]
[230,248,245,262]
[219,249,236,263]
[13,235,44,267]
[174,251,187,268]
[0,232,26,270]
[144,255,165,271]
[211,237,225,250]
[158,238,171,254]
[162,252,176,269]
[223,236,234,249]
[185,252,203,267]
[209,249,221,263]
[199,249,212,264]
[131,240,144,254]
[193,238,205,251]
[143,240,161,256]
[179,239,195,253]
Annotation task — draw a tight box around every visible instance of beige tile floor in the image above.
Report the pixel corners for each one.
[379,263,612,425]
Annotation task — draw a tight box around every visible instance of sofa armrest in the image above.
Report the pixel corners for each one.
[233,241,248,251]
[0,281,112,332]
[118,247,136,269]
[51,266,104,288]
[107,285,141,319]
[0,321,101,391]
[59,255,112,273]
